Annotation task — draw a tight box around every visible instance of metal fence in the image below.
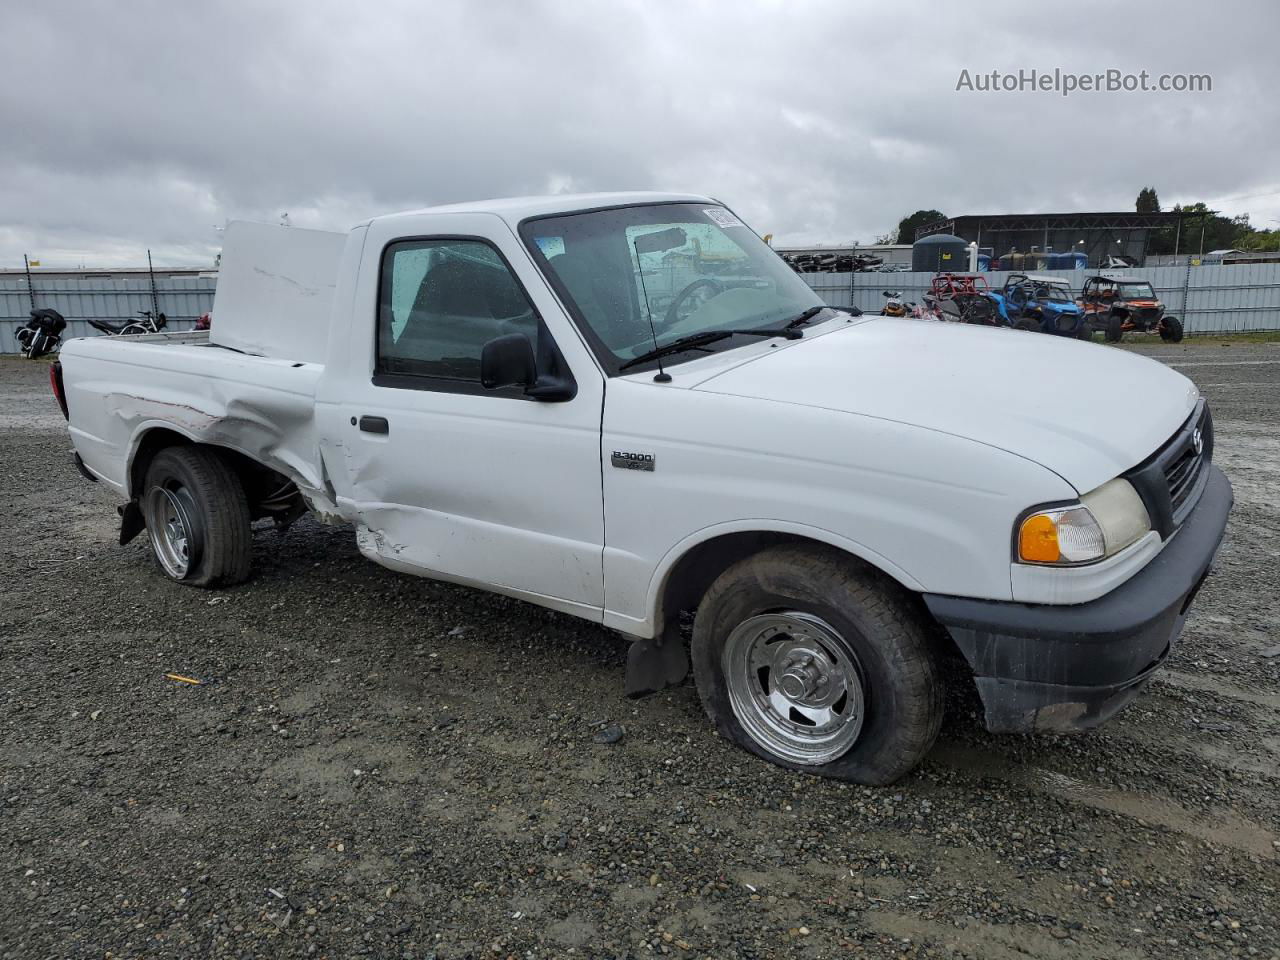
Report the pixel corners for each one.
[0,276,215,354]
[802,263,1280,334]
[5,261,1277,354]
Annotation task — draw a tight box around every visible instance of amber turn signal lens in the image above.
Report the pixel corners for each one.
[1019,513,1061,564]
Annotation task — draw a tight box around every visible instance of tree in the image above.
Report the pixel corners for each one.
[874,231,897,245]
[895,209,945,245]
[1147,202,1255,256]
[1136,187,1161,213]
[1236,228,1280,252]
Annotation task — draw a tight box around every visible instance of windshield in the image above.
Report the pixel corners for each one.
[1033,285,1071,302]
[521,203,825,373]
[1118,282,1156,300]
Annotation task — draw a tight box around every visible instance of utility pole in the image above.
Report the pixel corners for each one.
[23,254,35,310]
[147,249,160,320]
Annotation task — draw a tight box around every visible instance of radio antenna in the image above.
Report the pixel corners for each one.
[633,236,671,383]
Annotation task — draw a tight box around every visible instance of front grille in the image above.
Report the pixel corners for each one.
[1165,436,1205,517]
[1125,401,1213,538]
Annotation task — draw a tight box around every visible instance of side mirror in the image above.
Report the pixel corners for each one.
[480,333,577,402]
[481,334,536,390]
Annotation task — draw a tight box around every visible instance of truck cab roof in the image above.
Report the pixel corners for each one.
[367,192,716,229]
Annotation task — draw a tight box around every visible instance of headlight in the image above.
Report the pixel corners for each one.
[1017,479,1151,565]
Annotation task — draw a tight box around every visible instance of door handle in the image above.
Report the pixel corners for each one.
[358,415,389,435]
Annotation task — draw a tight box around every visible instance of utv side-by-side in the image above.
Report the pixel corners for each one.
[989,274,1089,338]
[1079,275,1184,343]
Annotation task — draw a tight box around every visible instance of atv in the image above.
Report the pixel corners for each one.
[923,273,999,325]
[1079,275,1183,343]
[989,274,1089,339]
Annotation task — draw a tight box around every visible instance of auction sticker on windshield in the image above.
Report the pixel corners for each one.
[703,208,743,228]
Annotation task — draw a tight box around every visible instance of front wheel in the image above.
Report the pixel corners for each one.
[1160,316,1184,342]
[691,545,943,785]
[142,447,252,587]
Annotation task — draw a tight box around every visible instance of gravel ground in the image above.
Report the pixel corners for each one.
[2,339,1277,960]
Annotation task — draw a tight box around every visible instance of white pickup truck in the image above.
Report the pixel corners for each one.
[53,192,1232,784]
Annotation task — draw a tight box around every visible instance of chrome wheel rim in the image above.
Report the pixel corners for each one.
[722,611,867,765]
[145,482,197,579]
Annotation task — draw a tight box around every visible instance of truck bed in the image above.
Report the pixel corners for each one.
[60,330,334,514]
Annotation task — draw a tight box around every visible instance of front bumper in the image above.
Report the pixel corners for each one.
[924,464,1233,733]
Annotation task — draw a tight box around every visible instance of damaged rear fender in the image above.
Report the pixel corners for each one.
[124,417,338,519]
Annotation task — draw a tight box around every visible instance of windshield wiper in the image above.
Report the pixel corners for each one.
[618,325,805,372]
[783,304,863,330]
[783,305,829,330]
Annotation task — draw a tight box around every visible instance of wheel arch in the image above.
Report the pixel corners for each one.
[645,521,926,636]
[126,423,302,526]
[127,422,201,499]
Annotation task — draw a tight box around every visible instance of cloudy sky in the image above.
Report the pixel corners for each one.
[1,0,1277,267]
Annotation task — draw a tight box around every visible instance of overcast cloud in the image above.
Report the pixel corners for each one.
[1,0,1277,267]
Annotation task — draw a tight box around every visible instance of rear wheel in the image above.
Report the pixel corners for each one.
[142,447,252,587]
[1105,314,1124,343]
[691,545,942,785]
[1160,316,1184,342]
[1014,317,1040,332]
[1076,322,1093,340]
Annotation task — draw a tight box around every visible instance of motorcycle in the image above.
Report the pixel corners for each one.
[14,308,67,359]
[87,309,167,337]
[881,290,908,318]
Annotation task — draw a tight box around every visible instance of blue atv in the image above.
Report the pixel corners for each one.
[988,274,1089,338]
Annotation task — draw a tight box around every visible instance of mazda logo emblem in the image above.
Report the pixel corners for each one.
[1192,428,1203,456]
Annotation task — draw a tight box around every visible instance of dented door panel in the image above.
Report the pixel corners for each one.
[315,211,608,611]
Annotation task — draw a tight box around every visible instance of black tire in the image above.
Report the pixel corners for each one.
[1105,314,1124,343]
[1076,322,1093,340]
[1160,316,1184,343]
[142,446,252,587]
[690,544,943,785]
[1014,317,1040,332]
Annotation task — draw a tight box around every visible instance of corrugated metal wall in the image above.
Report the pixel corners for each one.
[1,276,215,354]
[4,262,1277,354]
[803,263,1280,334]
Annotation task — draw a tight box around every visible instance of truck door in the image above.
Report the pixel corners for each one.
[316,215,606,619]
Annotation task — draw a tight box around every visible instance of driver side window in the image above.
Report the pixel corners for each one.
[377,239,539,386]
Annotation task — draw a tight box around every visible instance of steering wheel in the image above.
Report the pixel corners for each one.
[664,278,725,327]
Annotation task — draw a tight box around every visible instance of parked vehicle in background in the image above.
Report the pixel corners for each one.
[881,290,908,317]
[990,274,1089,338]
[984,251,1088,272]
[1101,254,1139,270]
[87,310,168,337]
[923,273,999,325]
[14,308,66,359]
[53,193,1231,785]
[1079,276,1183,343]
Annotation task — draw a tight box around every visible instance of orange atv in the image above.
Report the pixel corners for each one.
[1078,275,1184,343]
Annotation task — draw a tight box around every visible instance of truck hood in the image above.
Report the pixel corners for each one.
[692,317,1198,493]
